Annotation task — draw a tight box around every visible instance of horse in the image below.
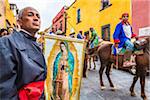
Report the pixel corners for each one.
[83,36,149,100]
[129,37,149,100]
[83,41,102,77]
[83,31,98,77]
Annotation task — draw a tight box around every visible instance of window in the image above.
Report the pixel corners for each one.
[59,20,62,31]
[10,4,18,16]
[77,9,81,23]
[100,0,112,11]
[55,25,57,31]
[102,24,110,41]
[102,0,109,8]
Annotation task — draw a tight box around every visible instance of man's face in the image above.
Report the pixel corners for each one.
[18,8,41,34]
[90,28,93,32]
[122,15,129,22]
[79,31,82,34]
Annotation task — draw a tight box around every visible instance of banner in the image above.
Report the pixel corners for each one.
[44,35,85,100]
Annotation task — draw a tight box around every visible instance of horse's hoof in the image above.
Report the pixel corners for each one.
[100,86,106,90]
[141,94,147,100]
[88,68,91,71]
[130,92,136,96]
[129,87,135,95]
[110,86,117,91]
[93,68,96,70]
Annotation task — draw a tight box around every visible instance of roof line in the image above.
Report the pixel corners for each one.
[66,0,77,10]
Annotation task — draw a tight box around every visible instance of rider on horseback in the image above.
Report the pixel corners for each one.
[113,13,137,66]
[89,27,99,49]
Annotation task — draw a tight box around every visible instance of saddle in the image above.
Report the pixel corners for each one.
[112,38,149,68]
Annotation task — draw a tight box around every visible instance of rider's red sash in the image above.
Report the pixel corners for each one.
[18,81,44,100]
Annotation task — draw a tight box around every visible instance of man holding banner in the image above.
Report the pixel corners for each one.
[0,7,47,100]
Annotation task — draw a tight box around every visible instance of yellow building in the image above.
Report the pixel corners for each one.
[66,0,132,42]
[0,0,16,29]
[0,0,5,28]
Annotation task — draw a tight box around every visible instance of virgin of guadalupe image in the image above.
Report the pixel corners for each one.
[53,41,74,100]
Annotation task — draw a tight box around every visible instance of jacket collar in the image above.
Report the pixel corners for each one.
[20,29,37,41]
[121,21,130,25]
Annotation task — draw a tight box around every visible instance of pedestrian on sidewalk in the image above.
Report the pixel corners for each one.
[0,7,47,100]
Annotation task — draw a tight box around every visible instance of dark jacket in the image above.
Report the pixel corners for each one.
[0,30,47,100]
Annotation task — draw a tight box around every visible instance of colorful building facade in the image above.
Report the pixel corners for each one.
[52,6,67,33]
[132,0,150,36]
[66,0,132,42]
[0,0,17,29]
[0,0,6,28]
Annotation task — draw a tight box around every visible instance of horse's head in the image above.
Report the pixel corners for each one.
[134,36,149,51]
[145,37,150,51]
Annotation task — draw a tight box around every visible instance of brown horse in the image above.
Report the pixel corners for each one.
[83,37,149,100]
[96,42,116,90]
[83,31,97,77]
[83,43,102,78]
[84,41,117,88]
[129,37,149,100]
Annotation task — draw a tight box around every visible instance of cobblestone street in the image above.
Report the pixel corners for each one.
[80,61,150,100]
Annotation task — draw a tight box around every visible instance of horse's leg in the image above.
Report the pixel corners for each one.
[88,57,91,70]
[140,76,147,100]
[118,55,124,68]
[83,55,88,78]
[99,63,106,90]
[130,75,138,96]
[105,62,115,91]
[93,56,96,70]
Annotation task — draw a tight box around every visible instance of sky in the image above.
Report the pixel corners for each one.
[8,0,75,31]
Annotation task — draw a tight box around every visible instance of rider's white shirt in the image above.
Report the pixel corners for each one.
[123,24,132,39]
